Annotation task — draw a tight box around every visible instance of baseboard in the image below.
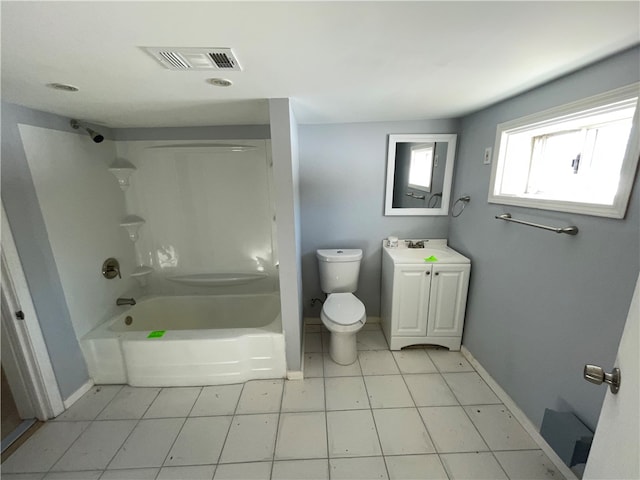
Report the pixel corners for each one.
[63,379,94,410]
[287,370,304,381]
[460,346,578,480]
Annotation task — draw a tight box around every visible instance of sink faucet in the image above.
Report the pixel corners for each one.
[116,297,136,306]
[406,240,425,249]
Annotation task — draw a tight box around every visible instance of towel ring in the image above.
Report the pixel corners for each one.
[428,192,442,208]
[451,195,471,218]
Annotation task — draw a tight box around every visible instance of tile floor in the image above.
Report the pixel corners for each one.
[1,324,565,480]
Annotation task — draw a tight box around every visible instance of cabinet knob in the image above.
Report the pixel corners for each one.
[435,272,439,276]
[425,271,430,275]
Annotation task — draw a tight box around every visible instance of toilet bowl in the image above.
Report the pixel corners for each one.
[320,292,366,365]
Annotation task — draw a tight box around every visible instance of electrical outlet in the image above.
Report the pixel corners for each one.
[483,147,492,165]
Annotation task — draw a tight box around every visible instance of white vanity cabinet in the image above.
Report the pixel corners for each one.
[381,240,470,350]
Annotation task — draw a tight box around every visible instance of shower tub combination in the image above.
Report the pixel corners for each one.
[81,292,286,387]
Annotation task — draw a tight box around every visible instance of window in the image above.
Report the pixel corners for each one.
[408,143,434,192]
[489,84,639,218]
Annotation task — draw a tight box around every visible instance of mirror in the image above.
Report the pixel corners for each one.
[384,134,458,216]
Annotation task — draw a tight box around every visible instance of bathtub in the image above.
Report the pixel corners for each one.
[81,293,286,387]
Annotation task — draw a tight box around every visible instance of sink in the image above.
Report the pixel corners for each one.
[383,239,470,264]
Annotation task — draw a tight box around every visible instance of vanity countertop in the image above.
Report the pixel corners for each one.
[382,239,470,265]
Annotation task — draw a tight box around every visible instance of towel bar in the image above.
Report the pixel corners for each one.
[495,213,578,235]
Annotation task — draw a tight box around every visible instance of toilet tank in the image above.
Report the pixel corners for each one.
[317,249,363,293]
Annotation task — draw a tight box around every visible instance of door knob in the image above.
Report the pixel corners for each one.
[583,364,620,394]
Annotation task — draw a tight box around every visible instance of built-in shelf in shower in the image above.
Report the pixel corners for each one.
[120,215,145,242]
[109,159,136,191]
[131,266,153,277]
[166,273,267,287]
[131,265,153,287]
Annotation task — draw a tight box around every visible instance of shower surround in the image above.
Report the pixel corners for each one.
[81,139,285,385]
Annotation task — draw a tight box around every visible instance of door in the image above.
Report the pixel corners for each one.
[583,274,639,479]
[393,265,431,336]
[427,264,470,337]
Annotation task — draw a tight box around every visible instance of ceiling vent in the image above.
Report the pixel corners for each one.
[143,47,241,71]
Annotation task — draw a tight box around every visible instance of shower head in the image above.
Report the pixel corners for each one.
[70,119,104,143]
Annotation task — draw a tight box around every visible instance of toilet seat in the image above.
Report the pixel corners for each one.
[321,293,366,326]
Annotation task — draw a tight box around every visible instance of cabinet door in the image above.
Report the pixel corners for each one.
[426,264,470,337]
[393,265,431,336]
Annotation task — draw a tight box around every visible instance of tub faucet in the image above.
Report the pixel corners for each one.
[116,297,136,306]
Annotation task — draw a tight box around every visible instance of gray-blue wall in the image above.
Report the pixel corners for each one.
[298,119,459,317]
[1,102,99,400]
[448,46,640,430]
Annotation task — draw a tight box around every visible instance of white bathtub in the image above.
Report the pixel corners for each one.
[81,293,286,387]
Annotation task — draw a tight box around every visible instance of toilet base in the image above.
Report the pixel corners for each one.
[329,332,358,365]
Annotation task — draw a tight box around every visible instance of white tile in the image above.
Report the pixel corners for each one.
[303,353,324,378]
[329,457,388,480]
[443,373,500,405]
[323,354,362,377]
[440,452,508,480]
[359,351,400,375]
[218,413,278,463]
[97,386,161,420]
[1,474,45,480]
[52,420,137,471]
[213,462,272,480]
[356,330,388,350]
[275,412,327,460]
[157,465,216,480]
[272,459,329,480]
[325,376,369,410]
[494,450,564,480]
[54,385,122,421]
[385,454,448,480]
[190,384,242,417]
[143,387,201,418]
[321,332,330,352]
[392,350,438,374]
[373,408,435,455]
[364,375,414,408]
[418,406,489,453]
[404,374,458,407]
[426,350,474,373]
[326,410,382,458]
[236,379,283,414]
[464,405,539,450]
[99,468,159,480]
[304,332,323,353]
[1,421,90,473]
[107,418,184,469]
[164,416,231,466]
[281,378,325,412]
[43,471,101,480]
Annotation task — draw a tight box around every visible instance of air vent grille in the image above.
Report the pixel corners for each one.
[209,52,235,69]
[158,51,190,70]
[143,47,241,71]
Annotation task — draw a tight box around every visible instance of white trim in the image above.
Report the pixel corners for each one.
[385,133,457,216]
[286,370,304,381]
[63,379,94,409]
[461,346,578,480]
[1,204,65,419]
[488,83,640,219]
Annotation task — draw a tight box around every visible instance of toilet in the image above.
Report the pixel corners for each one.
[316,249,367,365]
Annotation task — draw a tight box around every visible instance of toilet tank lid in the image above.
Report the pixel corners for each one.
[317,249,363,262]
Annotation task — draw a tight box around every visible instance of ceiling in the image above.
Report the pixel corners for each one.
[1,1,638,128]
